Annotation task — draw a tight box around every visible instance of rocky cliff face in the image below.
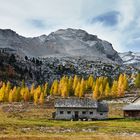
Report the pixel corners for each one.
[119,51,140,68]
[0,28,122,63]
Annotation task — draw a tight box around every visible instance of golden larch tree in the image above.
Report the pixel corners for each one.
[8,86,16,103]
[68,76,73,96]
[135,73,140,88]
[111,80,118,97]
[99,84,104,99]
[93,80,100,100]
[4,81,11,102]
[79,78,85,98]
[117,74,124,97]
[50,80,59,96]
[73,75,79,91]
[61,83,68,98]
[87,75,94,90]
[39,92,45,105]
[105,83,111,98]
[0,83,6,102]
[75,82,80,97]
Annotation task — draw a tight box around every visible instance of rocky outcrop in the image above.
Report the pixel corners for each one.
[119,52,140,69]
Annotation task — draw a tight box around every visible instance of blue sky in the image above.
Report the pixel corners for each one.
[0,0,140,52]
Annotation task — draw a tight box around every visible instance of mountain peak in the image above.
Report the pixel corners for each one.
[55,28,87,34]
[0,28,122,63]
[53,28,98,42]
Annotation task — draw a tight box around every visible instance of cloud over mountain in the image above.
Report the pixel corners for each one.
[0,0,140,52]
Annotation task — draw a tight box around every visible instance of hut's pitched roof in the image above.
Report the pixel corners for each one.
[55,98,97,108]
[55,98,108,112]
[123,104,140,111]
[123,97,140,111]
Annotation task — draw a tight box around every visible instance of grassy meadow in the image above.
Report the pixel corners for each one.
[0,102,139,140]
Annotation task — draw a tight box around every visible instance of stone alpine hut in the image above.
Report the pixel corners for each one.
[53,98,108,120]
[123,97,140,118]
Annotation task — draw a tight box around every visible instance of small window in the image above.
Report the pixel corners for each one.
[67,111,71,114]
[82,111,86,114]
[60,111,64,114]
[90,112,93,115]
[100,113,103,115]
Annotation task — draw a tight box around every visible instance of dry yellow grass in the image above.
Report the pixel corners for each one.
[0,103,139,140]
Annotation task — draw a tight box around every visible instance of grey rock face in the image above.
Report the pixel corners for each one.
[119,52,140,68]
[0,28,122,63]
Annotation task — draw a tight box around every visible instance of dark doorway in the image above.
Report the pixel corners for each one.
[74,111,79,120]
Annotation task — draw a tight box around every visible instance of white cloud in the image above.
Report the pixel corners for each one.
[117,0,135,30]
